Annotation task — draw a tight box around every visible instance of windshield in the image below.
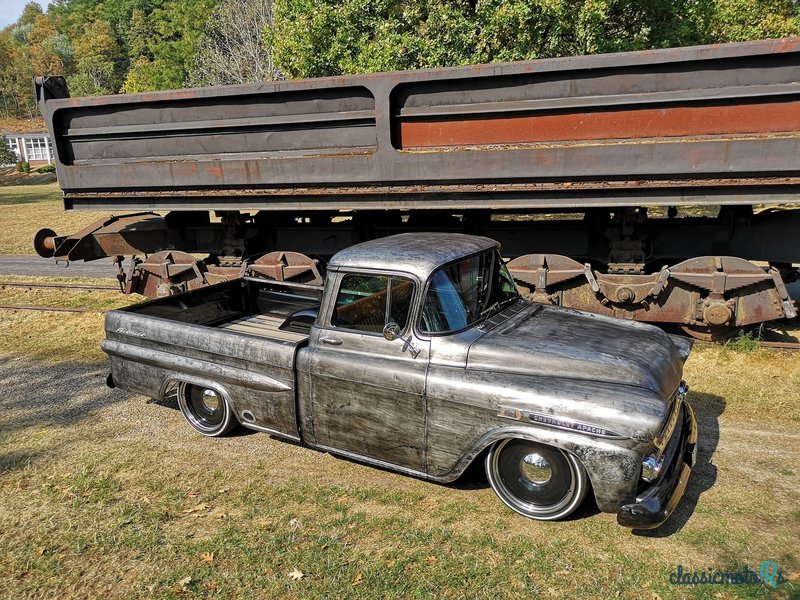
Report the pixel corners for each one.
[420,251,519,334]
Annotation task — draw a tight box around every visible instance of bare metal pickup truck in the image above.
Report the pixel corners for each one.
[103,233,697,528]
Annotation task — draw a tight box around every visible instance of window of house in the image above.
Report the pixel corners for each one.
[6,137,20,160]
[24,136,53,161]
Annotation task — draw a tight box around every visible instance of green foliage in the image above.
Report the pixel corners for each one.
[0,136,17,164]
[122,0,217,91]
[70,19,122,95]
[35,164,56,173]
[17,161,31,173]
[710,0,800,40]
[269,0,799,78]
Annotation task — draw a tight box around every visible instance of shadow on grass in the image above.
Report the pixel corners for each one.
[633,391,724,537]
[0,356,125,473]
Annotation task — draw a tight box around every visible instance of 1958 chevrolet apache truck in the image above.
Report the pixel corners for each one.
[103,233,698,528]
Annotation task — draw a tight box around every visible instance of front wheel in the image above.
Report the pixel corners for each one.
[485,439,588,521]
[177,383,238,437]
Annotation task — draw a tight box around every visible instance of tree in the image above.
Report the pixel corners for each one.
[267,0,790,79]
[192,0,279,86]
[70,20,123,95]
[0,136,19,165]
[122,0,217,91]
[28,14,64,74]
[710,0,799,41]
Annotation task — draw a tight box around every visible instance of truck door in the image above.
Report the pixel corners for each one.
[307,271,429,472]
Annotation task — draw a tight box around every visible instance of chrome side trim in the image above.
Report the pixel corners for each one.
[498,405,629,439]
[240,421,301,443]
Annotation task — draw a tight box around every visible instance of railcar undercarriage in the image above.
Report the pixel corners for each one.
[34,204,798,335]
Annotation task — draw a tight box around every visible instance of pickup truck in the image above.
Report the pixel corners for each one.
[103,233,697,528]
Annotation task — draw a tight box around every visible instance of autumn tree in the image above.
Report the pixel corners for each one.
[70,20,122,95]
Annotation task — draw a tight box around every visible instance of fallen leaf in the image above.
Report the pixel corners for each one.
[140,495,151,504]
[424,556,438,565]
[351,573,363,586]
[183,503,211,514]
[177,576,193,590]
[188,490,201,498]
[289,518,301,529]
[146,584,155,593]
[287,568,306,581]
[652,594,662,600]
[34,546,45,557]
[320,544,328,551]
[201,552,215,563]
[218,488,230,494]
[387,559,397,567]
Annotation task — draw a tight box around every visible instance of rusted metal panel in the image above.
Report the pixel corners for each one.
[36,38,800,210]
[397,100,800,147]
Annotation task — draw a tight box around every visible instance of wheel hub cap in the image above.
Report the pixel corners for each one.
[520,452,551,484]
[201,389,220,412]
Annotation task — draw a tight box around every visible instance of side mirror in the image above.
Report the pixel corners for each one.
[383,321,401,341]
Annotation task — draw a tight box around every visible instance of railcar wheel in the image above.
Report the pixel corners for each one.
[177,383,238,437]
[485,439,588,520]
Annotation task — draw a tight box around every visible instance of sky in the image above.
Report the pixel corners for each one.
[0,0,50,30]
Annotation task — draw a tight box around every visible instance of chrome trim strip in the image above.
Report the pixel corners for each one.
[498,405,628,439]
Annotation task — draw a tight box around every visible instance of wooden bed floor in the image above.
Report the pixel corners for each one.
[218,314,308,343]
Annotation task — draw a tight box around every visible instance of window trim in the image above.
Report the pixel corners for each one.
[326,269,419,338]
[415,248,515,338]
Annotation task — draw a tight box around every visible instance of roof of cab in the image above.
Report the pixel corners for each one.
[328,233,499,280]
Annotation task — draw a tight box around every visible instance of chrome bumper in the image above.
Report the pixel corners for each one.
[617,401,697,529]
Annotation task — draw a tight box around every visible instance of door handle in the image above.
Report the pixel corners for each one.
[319,337,342,346]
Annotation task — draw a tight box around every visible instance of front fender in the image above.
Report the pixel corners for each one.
[433,424,642,514]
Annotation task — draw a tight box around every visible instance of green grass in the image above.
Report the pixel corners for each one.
[0,182,108,255]
[0,276,142,362]
[0,310,797,597]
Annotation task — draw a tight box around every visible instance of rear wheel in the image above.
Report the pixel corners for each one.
[485,439,588,520]
[177,383,238,437]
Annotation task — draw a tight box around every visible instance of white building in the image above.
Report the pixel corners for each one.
[3,132,55,166]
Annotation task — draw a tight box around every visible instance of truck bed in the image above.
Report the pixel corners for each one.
[127,278,322,342]
[104,278,323,439]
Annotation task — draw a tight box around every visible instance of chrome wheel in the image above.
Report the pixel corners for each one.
[486,439,588,520]
[177,383,237,437]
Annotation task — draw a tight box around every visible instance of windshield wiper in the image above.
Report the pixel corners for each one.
[479,296,516,319]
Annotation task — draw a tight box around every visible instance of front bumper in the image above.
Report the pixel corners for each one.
[617,401,697,529]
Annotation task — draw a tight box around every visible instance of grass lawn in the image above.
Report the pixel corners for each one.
[0,282,798,598]
[0,182,109,256]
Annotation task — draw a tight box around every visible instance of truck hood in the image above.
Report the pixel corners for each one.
[466,303,685,399]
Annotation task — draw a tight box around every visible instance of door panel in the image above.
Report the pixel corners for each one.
[308,271,429,471]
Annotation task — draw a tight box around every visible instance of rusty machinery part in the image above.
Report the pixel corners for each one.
[245,252,325,286]
[0,281,117,291]
[34,40,800,210]
[124,251,208,298]
[0,304,97,313]
[507,254,797,329]
[33,228,58,259]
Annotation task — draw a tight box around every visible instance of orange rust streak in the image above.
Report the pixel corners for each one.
[398,101,800,148]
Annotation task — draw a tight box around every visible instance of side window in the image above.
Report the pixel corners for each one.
[332,273,414,334]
